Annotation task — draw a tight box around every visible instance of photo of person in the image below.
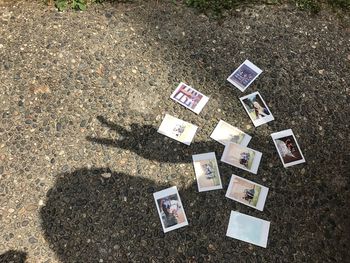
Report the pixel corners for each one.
[210,120,251,147]
[221,143,262,174]
[153,186,188,233]
[192,152,222,192]
[226,211,270,248]
[158,114,198,145]
[271,129,305,168]
[240,91,274,127]
[227,60,262,92]
[226,175,269,211]
[170,82,209,114]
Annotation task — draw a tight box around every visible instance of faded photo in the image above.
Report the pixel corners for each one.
[227,177,261,207]
[192,152,222,192]
[210,120,251,146]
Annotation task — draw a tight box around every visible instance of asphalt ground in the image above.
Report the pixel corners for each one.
[0,1,349,262]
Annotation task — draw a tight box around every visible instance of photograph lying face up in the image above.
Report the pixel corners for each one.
[170,82,209,114]
[221,143,262,174]
[192,152,222,192]
[240,91,274,127]
[157,114,198,145]
[227,60,262,92]
[226,174,269,211]
[153,186,188,233]
[210,120,251,147]
[271,129,305,168]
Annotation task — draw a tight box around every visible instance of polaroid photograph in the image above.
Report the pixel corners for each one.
[227,60,263,92]
[271,129,305,168]
[210,120,251,147]
[192,152,223,192]
[170,82,209,114]
[226,211,270,248]
[157,114,198,146]
[153,186,188,233]
[240,91,274,127]
[226,175,269,211]
[221,143,262,174]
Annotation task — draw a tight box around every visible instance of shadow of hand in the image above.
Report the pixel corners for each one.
[86,116,223,163]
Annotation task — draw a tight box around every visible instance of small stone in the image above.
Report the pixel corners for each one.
[318,69,325,75]
[22,220,29,227]
[132,69,137,74]
[347,54,350,60]
[25,119,32,125]
[28,236,38,244]
[0,166,4,174]
[56,122,62,131]
[8,208,15,213]
[38,200,44,206]
[101,172,111,178]
[301,168,306,175]
[80,120,87,127]
[50,158,55,164]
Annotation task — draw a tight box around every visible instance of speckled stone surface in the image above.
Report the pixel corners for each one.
[0,0,349,262]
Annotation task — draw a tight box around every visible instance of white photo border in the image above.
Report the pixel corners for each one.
[226,211,270,248]
[170,82,209,114]
[210,120,252,147]
[271,129,306,168]
[225,174,269,211]
[153,186,189,233]
[221,143,262,174]
[192,152,223,192]
[227,60,263,92]
[239,91,274,127]
[157,114,198,146]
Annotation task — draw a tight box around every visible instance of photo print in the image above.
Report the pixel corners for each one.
[240,91,274,127]
[227,60,263,92]
[271,129,305,167]
[226,174,269,211]
[157,114,198,146]
[226,211,270,248]
[192,152,223,192]
[221,143,262,174]
[153,186,188,233]
[210,120,251,147]
[170,82,209,114]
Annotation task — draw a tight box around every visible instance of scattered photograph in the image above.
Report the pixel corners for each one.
[271,129,305,167]
[192,152,223,192]
[240,91,274,127]
[210,120,251,147]
[221,143,262,174]
[227,60,263,92]
[170,82,209,114]
[226,174,269,211]
[226,211,270,248]
[153,186,188,233]
[157,114,198,146]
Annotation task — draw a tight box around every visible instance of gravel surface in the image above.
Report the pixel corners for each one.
[0,0,349,262]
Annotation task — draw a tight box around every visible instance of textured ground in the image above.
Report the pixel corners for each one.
[0,0,349,262]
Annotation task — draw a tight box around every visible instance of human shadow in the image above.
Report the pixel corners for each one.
[0,250,27,263]
[40,168,247,262]
[86,116,225,163]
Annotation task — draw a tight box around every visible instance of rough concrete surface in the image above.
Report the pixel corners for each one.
[0,0,349,262]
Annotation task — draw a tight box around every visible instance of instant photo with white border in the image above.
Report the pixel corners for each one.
[210,120,251,147]
[271,129,305,168]
[239,91,274,127]
[157,114,198,146]
[226,211,270,248]
[227,60,263,92]
[192,152,223,192]
[221,143,262,174]
[170,82,209,114]
[225,174,269,211]
[153,186,189,233]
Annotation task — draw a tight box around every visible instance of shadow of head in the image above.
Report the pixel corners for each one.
[40,168,239,262]
[86,116,224,163]
[0,250,27,263]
